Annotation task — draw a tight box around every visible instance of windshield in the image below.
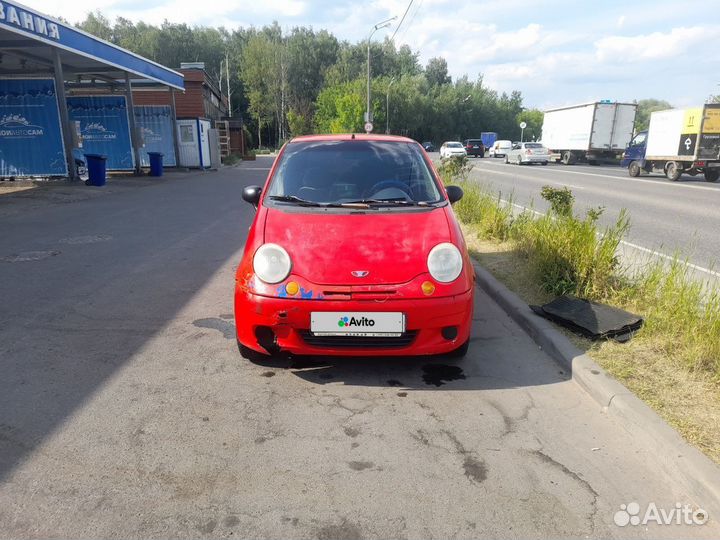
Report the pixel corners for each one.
[265,140,443,205]
[524,143,543,148]
[447,142,463,148]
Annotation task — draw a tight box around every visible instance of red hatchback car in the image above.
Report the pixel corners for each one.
[235,134,474,358]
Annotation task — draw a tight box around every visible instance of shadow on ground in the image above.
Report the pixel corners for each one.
[0,164,265,482]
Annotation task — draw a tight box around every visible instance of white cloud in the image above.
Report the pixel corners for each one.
[23,0,308,25]
[594,26,720,62]
[18,0,720,109]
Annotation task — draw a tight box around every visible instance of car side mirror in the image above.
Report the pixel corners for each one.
[242,185,262,208]
[446,185,463,204]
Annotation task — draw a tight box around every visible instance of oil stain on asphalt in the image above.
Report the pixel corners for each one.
[192,318,235,340]
[421,364,466,387]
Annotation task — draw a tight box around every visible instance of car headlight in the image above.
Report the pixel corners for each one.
[427,242,463,283]
[253,243,292,284]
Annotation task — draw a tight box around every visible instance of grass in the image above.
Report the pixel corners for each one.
[440,155,720,463]
[222,153,243,166]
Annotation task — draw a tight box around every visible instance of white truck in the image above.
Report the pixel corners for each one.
[622,104,720,182]
[541,101,638,165]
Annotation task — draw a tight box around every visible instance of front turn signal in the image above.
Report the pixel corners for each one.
[421,281,436,296]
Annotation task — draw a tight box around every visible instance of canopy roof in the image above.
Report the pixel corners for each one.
[0,0,184,89]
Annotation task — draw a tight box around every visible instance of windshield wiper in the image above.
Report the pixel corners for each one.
[268,195,328,207]
[344,197,417,206]
[344,197,442,207]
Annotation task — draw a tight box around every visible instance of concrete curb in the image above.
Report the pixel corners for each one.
[472,261,720,514]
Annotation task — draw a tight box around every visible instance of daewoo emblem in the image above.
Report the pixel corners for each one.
[351,270,369,278]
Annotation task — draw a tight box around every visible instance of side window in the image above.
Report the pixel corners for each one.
[631,133,646,147]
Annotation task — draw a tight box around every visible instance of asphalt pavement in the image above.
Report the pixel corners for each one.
[1,159,718,538]
[446,155,720,277]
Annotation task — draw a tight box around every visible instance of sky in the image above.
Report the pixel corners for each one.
[25,0,720,109]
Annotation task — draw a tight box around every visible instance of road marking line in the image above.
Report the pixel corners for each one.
[494,196,720,279]
[472,167,585,189]
[473,161,720,193]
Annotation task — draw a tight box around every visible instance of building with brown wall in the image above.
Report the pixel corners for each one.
[132,62,228,121]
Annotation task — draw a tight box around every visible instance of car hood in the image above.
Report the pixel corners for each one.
[263,207,451,285]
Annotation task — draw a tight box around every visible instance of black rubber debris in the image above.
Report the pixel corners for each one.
[530,295,643,342]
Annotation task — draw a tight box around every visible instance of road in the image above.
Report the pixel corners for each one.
[1,160,718,538]
[433,154,720,277]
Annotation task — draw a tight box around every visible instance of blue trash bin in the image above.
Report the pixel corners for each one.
[84,154,107,186]
[148,152,164,177]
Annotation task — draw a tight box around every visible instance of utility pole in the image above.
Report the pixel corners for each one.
[386,77,396,134]
[225,50,232,117]
[366,16,396,133]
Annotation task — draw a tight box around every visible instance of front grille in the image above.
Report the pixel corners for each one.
[299,330,418,349]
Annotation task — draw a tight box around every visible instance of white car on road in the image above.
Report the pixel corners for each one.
[488,139,512,158]
[505,142,550,165]
[440,141,467,159]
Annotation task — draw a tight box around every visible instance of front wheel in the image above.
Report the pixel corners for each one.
[665,161,682,181]
[704,169,719,182]
[447,339,470,358]
[516,155,523,165]
[541,161,548,166]
[504,155,509,164]
[628,161,641,177]
[237,340,268,362]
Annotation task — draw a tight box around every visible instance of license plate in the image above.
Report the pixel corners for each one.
[311,312,405,337]
[473,145,479,148]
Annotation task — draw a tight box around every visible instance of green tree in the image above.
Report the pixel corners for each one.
[634,99,672,132]
[241,32,279,147]
[77,11,113,41]
[425,57,451,86]
[517,109,544,142]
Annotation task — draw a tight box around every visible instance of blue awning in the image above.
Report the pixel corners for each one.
[0,0,184,89]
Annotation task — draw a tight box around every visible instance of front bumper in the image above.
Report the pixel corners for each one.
[235,288,474,357]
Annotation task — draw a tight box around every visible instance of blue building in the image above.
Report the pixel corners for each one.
[0,0,184,178]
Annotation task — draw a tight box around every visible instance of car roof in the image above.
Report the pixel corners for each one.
[289,134,418,144]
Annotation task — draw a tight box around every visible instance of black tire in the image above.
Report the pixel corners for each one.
[704,169,720,182]
[447,339,470,358]
[665,161,682,181]
[541,161,548,166]
[562,151,574,165]
[237,339,269,362]
[504,155,509,164]
[628,161,641,177]
[516,155,523,165]
[587,159,598,166]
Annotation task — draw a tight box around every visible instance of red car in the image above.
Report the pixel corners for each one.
[234,134,474,358]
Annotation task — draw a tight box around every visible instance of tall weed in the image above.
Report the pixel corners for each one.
[441,165,720,379]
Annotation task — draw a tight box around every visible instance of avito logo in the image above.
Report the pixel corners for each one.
[338,316,375,328]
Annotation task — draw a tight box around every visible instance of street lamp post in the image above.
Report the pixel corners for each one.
[386,77,396,134]
[366,16,396,133]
